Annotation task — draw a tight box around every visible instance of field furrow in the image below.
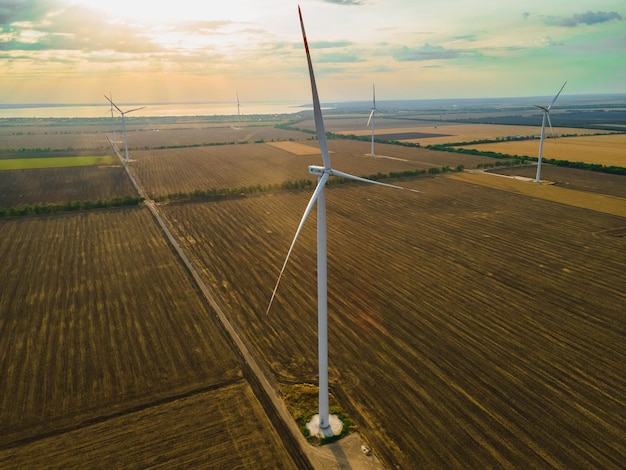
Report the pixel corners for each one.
[0,208,242,446]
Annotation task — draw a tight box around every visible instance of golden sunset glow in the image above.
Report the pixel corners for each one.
[1,0,624,106]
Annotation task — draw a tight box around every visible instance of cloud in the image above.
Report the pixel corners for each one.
[317,52,362,63]
[555,11,624,27]
[160,20,234,33]
[0,0,57,24]
[309,40,353,49]
[539,36,564,47]
[452,35,477,42]
[0,3,166,54]
[393,44,467,62]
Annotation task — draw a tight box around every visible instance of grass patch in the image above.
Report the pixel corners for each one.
[280,383,356,445]
[0,155,118,171]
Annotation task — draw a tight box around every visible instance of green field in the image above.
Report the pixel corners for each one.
[0,155,117,170]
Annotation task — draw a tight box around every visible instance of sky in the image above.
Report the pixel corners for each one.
[1,0,625,105]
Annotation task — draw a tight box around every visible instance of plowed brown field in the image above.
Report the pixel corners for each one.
[161,177,625,468]
[490,165,626,198]
[131,140,496,198]
[2,118,624,468]
[0,166,136,207]
[0,382,296,469]
[0,208,299,467]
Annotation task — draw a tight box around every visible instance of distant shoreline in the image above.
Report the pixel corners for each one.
[1,94,624,119]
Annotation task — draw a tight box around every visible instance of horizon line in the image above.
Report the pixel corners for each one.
[2,92,626,110]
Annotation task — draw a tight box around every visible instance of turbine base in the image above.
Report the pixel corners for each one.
[306,414,343,439]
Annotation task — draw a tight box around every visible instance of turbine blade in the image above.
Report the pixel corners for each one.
[125,106,145,114]
[266,173,329,315]
[546,111,555,140]
[104,94,123,114]
[373,83,376,109]
[548,81,567,110]
[366,109,375,127]
[299,6,331,170]
[330,169,421,193]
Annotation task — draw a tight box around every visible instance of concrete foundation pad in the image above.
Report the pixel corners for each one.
[306,414,343,439]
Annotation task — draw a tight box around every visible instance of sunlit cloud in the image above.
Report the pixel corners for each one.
[0,0,624,103]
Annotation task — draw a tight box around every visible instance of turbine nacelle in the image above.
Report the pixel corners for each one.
[308,165,325,176]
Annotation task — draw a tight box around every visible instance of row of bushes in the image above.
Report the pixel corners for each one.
[476,158,532,169]
[543,158,626,175]
[153,141,247,150]
[154,179,315,202]
[0,196,144,218]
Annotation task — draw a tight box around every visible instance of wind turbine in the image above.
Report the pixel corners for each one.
[104,95,145,164]
[107,92,117,146]
[534,81,566,183]
[236,92,241,130]
[266,6,419,438]
[366,83,376,156]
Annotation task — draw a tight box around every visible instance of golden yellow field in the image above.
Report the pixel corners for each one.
[266,141,324,155]
[462,134,626,166]
[335,123,600,145]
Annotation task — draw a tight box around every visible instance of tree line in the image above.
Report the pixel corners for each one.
[0,196,144,218]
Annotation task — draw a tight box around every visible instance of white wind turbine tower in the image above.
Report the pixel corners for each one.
[534,81,566,183]
[104,95,145,164]
[366,83,376,156]
[266,6,419,438]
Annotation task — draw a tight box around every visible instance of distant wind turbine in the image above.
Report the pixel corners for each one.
[266,6,420,438]
[107,92,117,145]
[366,83,376,156]
[534,81,566,183]
[104,95,145,164]
[236,92,241,130]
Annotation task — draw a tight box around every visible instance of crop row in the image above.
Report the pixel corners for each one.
[0,166,137,208]
[0,207,243,447]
